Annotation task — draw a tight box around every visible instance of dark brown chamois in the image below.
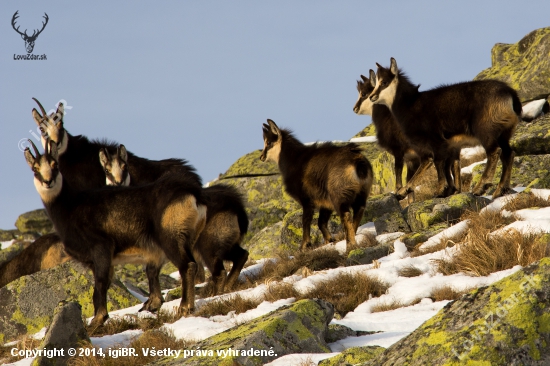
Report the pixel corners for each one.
[30,98,203,312]
[0,233,69,288]
[367,58,521,198]
[24,139,206,329]
[104,145,250,296]
[260,119,373,250]
[353,71,422,197]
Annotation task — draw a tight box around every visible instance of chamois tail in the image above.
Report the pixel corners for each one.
[512,92,522,116]
[355,158,373,181]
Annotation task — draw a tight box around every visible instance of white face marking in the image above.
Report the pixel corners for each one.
[355,91,373,115]
[374,76,398,109]
[33,162,62,203]
[263,137,282,164]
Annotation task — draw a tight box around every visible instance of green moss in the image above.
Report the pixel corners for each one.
[319,346,384,365]
[11,308,51,335]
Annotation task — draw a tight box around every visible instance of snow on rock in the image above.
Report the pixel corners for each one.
[419,220,469,250]
[461,159,487,174]
[350,136,378,143]
[91,329,143,350]
[1,239,15,250]
[460,146,485,160]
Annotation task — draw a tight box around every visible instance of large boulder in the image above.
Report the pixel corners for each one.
[510,114,550,156]
[474,27,550,102]
[246,222,283,260]
[280,210,344,251]
[221,150,280,178]
[153,299,335,366]
[14,209,53,236]
[363,258,550,365]
[364,193,411,234]
[32,301,89,366]
[406,193,490,232]
[0,261,140,343]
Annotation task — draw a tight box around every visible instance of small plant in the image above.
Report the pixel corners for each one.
[502,191,550,212]
[397,265,424,277]
[430,285,473,301]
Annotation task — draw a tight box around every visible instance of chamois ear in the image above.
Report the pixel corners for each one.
[32,108,43,126]
[369,70,376,87]
[360,74,368,82]
[53,103,64,127]
[118,144,128,161]
[99,148,110,168]
[24,148,35,168]
[390,57,398,75]
[375,62,383,69]
[267,119,280,136]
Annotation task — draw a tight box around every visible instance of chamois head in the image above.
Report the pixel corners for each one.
[353,70,377,115]
[31,98,67,154]
[260,119,282,164]
[369,57,399,108]
[99,145,130,186]
[24,138,62,203]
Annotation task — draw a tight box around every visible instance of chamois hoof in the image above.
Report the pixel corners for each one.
[394,188,409,201]
[139,297,164,313]
[87,314,109,334]
[177,306,194,317]
[472,183,494,197]
[300,242,314,252]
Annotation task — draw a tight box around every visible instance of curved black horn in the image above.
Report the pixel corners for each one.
[28,139,41,158]
[32,97,48,117]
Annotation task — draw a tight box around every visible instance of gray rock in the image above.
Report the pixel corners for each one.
[246,222,283,260]
[364,194,411,234]
[32,301,89,366]
[347,244,391,265]
[0,261,140,343]
[510,114,550,156]
[363,258,550,365]
[474,27,550,102]
[406,193,490,232]
[15,209,53,236]
[400,224,449,250]
[153,299,335,366]
[280,209,344,251]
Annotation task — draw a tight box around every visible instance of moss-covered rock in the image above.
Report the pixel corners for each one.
[280,209,345,251]
[363,258,550,365]
[406,193,489,232]
[399,223,449,249]
[470,154,550,194]
[222,150,280,178]
[31,301,89,366]
[245,222,283,260]
[154,299,335,366]
[474,27,550,102]
[114,263,179,297]
[0,229,21,242]
[14,209,53,236]
[347,243,392,266]
[364,194,411,234]
[511,114,550,156]
[0,261,140,343]
[320,346,385,366]
[0,242,26,267]
[352,124,377,138]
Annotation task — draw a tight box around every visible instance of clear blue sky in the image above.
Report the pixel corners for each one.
[1,1,548,229]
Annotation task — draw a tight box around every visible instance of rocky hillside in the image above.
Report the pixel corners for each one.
[1,26,550,366]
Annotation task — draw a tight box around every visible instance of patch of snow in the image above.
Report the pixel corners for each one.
[460,146,485,160]
[350,136,378,143]
[264,352,339,366]
[376,232,404,245]
[461,159,487,175]
[4,358,34,366]
[239,258,276,282]
[419,220,469,250]
[91,329,143,350]
[1,239,15,250]
[481,193,519,213]
[522,99,548,120]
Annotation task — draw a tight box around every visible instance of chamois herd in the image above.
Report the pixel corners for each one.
[1,57,522,329]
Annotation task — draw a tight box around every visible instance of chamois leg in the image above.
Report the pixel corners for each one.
[340,205,357,247]
[225,245,249,291]
[452,159,462,193]
[89,256,114,330]
[300,205,314,251]
[182,261,197,315]
[405,156,421,203]
[394,154,405,191]
[140,263,164,313]
[208,256,226,297]
[318,208,334,244]
[351,194,367,233]
[472,147,501,196]
[442,156,458,197]
[433,157,449,198]
[493,136,516,198]
[396,158,433,199]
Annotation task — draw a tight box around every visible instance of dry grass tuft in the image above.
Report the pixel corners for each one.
[502,192,550,212]
[88,309,182,337]
[370,298,405,313]
[0,335,41,364]
[430,285,473,302]
[397,265,424,278]
[345,232,378,256]
[433,209,550,276]
[195,294,263,319]
[303,272,389,317]
[69,328,190,366]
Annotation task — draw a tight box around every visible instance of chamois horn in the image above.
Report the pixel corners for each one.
[32,97,48,117]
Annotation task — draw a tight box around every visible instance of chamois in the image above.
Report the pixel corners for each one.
[354,70,464,197]
[367,58,521,198]
[24,139,206,328]
[0,233,69,288]
[260,119,373,250]
[31,98,202,311]
[104,145,250,296]
[353,71,422,197]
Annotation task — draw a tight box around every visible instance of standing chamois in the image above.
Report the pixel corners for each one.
[102,145,250,296]
[367,58,521,198]
[353,71,422,198]
[24,139,206,328]
[260,119,373,250]
[30,98,202,312]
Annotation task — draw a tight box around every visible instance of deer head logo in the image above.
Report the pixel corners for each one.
[12,11,49,54]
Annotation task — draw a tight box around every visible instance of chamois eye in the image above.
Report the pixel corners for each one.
[105,168,109,174]
[381,81,388,87]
